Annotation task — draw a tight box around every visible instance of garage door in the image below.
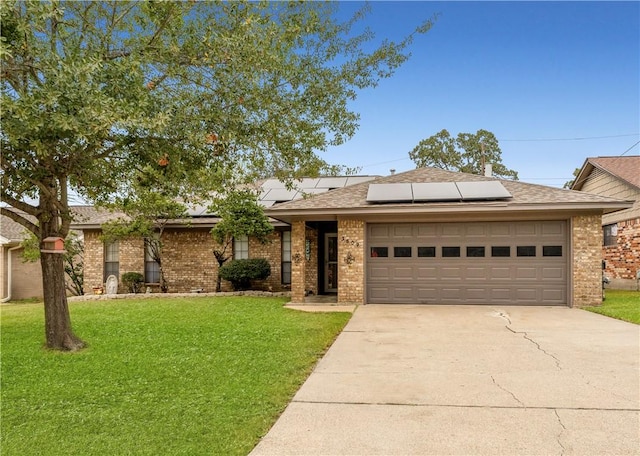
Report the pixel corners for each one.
[366,221,567,305]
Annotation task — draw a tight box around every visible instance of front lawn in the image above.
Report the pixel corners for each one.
[583,289,640,324]
[0,297,351,455]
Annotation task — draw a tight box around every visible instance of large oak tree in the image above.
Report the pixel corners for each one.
[1,1,434,350]
[409,129,519,180]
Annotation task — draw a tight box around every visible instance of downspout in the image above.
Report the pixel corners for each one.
[1,245,22,303]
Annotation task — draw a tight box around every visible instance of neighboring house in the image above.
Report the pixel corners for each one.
[75,167,630,307]
[571,156,640,290]
[0,211,43,301]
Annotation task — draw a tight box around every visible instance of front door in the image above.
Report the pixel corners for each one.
[324,233,338,293]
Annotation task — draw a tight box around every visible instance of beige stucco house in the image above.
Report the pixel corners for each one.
[571,156,640,289]
[74,167,630,307]
[0,211,43,301]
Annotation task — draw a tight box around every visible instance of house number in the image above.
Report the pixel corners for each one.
[340,235,360,247]
[305,239,311,260]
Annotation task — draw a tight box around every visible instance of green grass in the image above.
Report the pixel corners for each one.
[584,289,640,324]
[0,297,351,455]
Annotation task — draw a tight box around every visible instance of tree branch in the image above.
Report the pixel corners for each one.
[0,206,40,237]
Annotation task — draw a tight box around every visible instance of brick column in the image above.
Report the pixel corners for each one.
[572,214,603,307]
[291,220,306,303]
[338,218,365,304]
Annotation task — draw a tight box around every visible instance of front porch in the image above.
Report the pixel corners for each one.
[290,218,366,305]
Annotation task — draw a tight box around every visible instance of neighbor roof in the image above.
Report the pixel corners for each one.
[265,166,632,221]
[0,211,34,244]
[571,156,640,191]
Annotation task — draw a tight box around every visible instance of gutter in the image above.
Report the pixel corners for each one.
[1,245,22,303]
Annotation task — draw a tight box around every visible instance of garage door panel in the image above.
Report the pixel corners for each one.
[542,267,564,280]
[367,221,567,305]
[515,267,538,280]
[441,288,463,300]
[466,288,489,301]
[515,289,538,301]
[466,267,488,279]
[369,266,391,280]
[490,267,512,279]
[416,266,438,279]
[394,266,414,279]
[543,288,565,302]
[416,225,437,237]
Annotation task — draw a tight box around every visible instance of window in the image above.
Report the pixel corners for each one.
[418,246,436,257]
[442,246,460,257]
[394,246,412,258]
[145,239,161,283]
[466,246,485,257]
[104,241,119,281]
[234,235,249,259]
[543,246,563,257]
[603,224,617,247]
[491,246,511,257]
[370,247,388,258]
[517,246,536,257]
[281,231,291,285]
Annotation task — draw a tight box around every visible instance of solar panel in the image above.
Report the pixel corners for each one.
[366,183,413,202]
[261,188,298,201]
[316,177,348,189]
[456,181,512,200]
[412,182,462,201]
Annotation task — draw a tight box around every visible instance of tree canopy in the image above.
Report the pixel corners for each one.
[409,129,519,180]
[210,189,273,292]
[1,1,434,349]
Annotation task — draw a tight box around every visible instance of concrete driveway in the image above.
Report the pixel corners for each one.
[251,305,639,455]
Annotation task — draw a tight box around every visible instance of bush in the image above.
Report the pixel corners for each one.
[219,258,271,291]
[122,272,144,293]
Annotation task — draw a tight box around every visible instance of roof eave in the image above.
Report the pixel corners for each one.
[266,201,634,221]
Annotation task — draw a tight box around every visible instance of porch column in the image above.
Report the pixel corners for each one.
[337,218,365,304]
[291,220,306,303]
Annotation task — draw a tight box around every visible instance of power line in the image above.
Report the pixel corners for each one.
[620,140,640,156]
[500,133,639,142]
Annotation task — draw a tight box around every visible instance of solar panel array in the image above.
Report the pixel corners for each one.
[259,176,376,206]
[366,181,512,203]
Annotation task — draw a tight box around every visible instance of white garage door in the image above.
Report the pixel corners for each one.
[366,221,567,305]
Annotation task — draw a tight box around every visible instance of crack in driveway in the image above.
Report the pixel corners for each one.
[554,409,567,455]
[492,308,563,370]
[491,375,525,407]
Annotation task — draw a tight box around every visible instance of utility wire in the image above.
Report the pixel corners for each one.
[500,133,639,142]
[620,140,640,156]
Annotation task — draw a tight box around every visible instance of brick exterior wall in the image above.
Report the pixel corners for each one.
[338,218,365,304]
[83,227,291,294]
[83,230,104,292]
[291,220,306,302]
[603,218,640,290]
[249,230,290,292]
[305,228,318,295]
[572,214,603,307]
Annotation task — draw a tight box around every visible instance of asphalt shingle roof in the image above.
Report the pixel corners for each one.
[585,156,640,190]
[265,166,631,215]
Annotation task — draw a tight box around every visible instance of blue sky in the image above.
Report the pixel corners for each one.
[323,1,639,187]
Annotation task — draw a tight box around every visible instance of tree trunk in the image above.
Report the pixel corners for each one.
[41,251,86,351]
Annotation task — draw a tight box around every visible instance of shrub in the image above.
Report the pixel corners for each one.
[219,258,271,290]
[122,272,144,293]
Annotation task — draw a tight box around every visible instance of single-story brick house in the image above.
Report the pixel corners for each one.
[75,167,631,307]
[571,156,640,289]
[0,211,44,301]
[264,166,632,307]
